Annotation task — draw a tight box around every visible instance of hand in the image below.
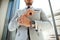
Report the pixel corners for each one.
[25,9,35,17]
[17,15,32,27]
[17,9,35,27]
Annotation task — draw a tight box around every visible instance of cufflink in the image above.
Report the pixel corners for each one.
[32,24,35,28]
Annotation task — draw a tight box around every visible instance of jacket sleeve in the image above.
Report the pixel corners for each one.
[34,9,52,31]
[8,10,20,31]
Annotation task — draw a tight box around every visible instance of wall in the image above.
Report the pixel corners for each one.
[0,0,9,40]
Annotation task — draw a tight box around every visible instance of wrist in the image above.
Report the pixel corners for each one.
[31,21,35,28]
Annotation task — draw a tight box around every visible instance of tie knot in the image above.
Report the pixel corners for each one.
[27,6,30,9]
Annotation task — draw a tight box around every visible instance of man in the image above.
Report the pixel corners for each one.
[8,0,52,40]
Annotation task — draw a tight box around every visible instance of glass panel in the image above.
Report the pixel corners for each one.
[50,0,60,40]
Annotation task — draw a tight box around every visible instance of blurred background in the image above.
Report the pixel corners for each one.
[0,0,60,40]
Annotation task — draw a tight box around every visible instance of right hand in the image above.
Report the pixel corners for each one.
[17,15,32,27]
[17,9,35,27]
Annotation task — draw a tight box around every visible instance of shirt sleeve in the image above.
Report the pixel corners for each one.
[8,10,21,31]
[34,9,52,31]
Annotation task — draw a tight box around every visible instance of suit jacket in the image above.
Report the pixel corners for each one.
[8,7,53,40]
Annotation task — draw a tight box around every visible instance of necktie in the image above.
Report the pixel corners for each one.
[27,6,31,40]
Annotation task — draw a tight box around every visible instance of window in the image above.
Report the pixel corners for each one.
[19,0,51,16]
